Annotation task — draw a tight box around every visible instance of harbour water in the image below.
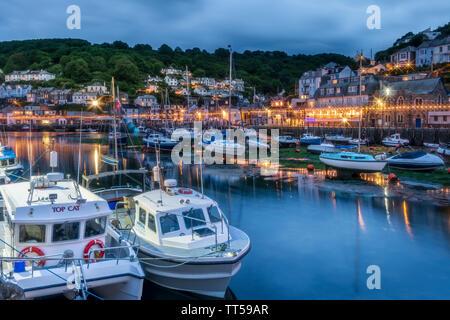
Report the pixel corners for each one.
[3,132,450,299]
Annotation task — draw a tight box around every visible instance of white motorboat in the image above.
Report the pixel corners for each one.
[320,152,387,173]
[113,179,250,298]
[0,144,24,182]
[437,143,450,163]
[324,134,352,145]
[382,133,409,147]
[143,133,178,152]
[307,143,357,155]
[423,142,440,149]
[274,135,299,147]
[204,139,246,157]
[349,138,369,145]
[387,150,445,171]
[0,171,145,300]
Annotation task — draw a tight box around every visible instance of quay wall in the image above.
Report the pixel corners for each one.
[253,126,450,146]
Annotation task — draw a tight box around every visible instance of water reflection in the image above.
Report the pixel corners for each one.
[3,132,450,299]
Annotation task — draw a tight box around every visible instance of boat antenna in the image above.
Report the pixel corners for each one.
[228,45,232,132]
[112,77,118,164]
[156,142,163,205]
[28,119,32,182]
[77,102,83,184]
[199,146,204,199]
[358,51,363,153]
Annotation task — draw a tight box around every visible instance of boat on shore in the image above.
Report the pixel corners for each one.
[108,131,128,146]
[320,152,387,173]
[382,133,409,147]
[300,133,322,145]
[0,144,24,182]
[274,135,300,147]
[387,150,445,171]
[437,143,450,163]
[0,171,145,300]
[113,178,250,298]
[307,143,357,154]
[423,142,440,149]
[324,134,352,145]
[349,138,369,145]
[143,133,178,152]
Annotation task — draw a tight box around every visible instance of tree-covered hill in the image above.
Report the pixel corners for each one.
[0,38,355,97]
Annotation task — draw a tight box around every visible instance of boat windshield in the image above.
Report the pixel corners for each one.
[182,208,206,229]
[207,205,222,223]
[160,214,180,234]
[84,216,107,238]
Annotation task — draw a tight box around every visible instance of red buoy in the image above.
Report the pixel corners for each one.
[447,168,450,174]
[296,148,301,153]
[388,173,397,181]
[369,146,374,150]
[307,164,314,171]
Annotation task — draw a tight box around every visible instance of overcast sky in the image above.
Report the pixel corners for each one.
[1,0,449,57]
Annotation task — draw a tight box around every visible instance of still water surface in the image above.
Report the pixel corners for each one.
[3,132,450,299]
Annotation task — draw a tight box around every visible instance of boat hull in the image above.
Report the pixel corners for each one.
[138,247,248,298]
[320,157,387,173]
[300,138,322,145]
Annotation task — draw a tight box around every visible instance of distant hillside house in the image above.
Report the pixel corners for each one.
[5,70,56,82]
[72,91,98,105]
[416,36,450,66]
[0,84,32,99]
[161,67,182,76]
[86,82,108,94]
[390,46,416,67]
[164,76,178,87]
[135,95,158,107]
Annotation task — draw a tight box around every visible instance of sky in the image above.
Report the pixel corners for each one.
[0,0,449,57]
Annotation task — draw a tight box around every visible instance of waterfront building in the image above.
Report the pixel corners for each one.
[5,70,56,82]
[48,89,72,105]
[72,91,99,105]
[417,36,450,66]
[26,87,54,104]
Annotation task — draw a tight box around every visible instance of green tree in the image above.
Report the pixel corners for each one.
[64,58,90,83]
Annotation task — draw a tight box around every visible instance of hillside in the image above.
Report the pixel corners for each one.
[375,22,450,62]
[0,38,355,97]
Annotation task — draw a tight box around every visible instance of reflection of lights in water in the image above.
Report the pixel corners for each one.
[123,157,127,170]
[331,192,336,211]
[94,148,99,175]
[357,200,366,232]
[403,201,413,238]
[384,187,391,225]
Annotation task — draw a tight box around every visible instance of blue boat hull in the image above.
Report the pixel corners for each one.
[300,138,322,145]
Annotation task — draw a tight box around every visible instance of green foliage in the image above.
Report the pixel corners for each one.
[0,38,355,95]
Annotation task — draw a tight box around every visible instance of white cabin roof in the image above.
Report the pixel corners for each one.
[0,178,111,223]
[134,188,215,214]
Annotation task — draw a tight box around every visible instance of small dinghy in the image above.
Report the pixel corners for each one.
[382,133,409,147]
[324,134,352,145]
[387,150,445,171]
[423,142,440,149]
[307,143,357,154]
[320,152,387,173]
[437,144,450,164]
[143,133,178,152]
[274,135,300,147]
[300,133,322,145]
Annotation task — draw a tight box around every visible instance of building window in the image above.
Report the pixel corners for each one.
[397,97,404,105]
[444,116,447,122]
[415,98,423,106]
[434,116,438,122]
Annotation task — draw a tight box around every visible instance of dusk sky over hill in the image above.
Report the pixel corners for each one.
[1,0,449,56]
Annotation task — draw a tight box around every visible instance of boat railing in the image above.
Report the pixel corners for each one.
[0,243,141,279]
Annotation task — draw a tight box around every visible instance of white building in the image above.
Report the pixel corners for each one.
[161,67,182,76]
[135,95,158,107]
[5,70,56,82]
[390,46,416,66]
[86,82,108,94]
[72,91,98,105]
[416,36,450,66]
[164,76,178,87]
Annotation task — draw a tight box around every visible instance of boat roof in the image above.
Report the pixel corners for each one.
[391,150,427,159]
[0,178,111,223]
[134,188,216,214]
[0,146,16,161]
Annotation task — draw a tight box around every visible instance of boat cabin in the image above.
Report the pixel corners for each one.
[129,180,229,250]
[0,173,112,267]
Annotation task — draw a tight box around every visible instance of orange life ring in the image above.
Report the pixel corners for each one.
[19,246,46,267]
[83,239,105,262]
[177,188,193,195]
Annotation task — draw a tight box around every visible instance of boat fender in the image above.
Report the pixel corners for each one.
[307,164,314,171]
[83,239,105,262]
[18,246,46,267]
[178,188,193,195]
[388,173,397,182]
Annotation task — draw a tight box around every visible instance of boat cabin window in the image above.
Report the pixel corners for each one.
[207,206,221,223]
[147,213,156,232]
[182,209,206,229]
[19,225,46,243]
[160,214,180,234]
[138,208,146,225]
[84,216,107,238]
[52,222,80,242]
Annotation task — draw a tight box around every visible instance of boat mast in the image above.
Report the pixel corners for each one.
[112,77,118,162]
[228,45,232,131]
[358,51,362,153]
